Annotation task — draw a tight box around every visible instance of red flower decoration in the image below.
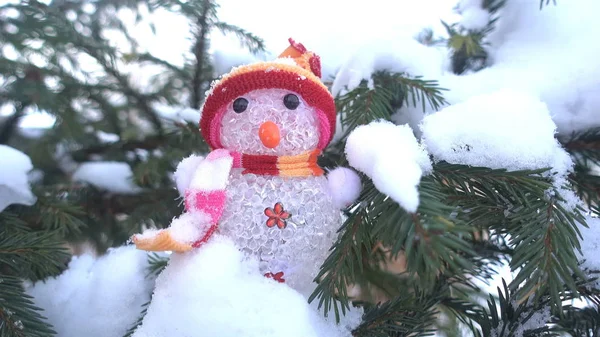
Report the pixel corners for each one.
[265,271,285,283]
[264,202,291,229]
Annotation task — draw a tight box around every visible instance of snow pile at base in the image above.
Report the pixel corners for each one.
[578,216,600,286]
[131,236,362,337]
[26,246,154,337]
[345,120,432,212]
[72,161,142,194]
[0,145,36,212]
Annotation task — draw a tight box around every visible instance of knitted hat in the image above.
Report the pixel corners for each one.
[199,38,336,150]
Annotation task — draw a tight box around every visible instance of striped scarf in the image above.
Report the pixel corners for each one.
[231,149,324,177]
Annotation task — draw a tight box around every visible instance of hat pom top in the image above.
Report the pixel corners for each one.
[278,38,322,78]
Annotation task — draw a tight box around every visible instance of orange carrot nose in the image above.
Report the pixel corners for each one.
[259,121,280,148]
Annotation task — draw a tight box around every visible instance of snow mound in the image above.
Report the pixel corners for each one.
[420,89,583,209]
[0,145,36,212]
[72,161,142,194]
[25,246,154,337]
[131,236,362,337]
[345,120,432,212]
[441,0,600,135]
[331,37,445,97]
[421,90,572,173]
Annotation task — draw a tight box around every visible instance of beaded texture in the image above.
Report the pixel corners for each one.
[133,38,350,296]
[200,38,335,151]
[217,172,341,295]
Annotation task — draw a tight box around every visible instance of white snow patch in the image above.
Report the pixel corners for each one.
[25,246,155,337]
[421,90,583,210]
[131,236,362,337]
[421,90,571,173]
[0,145,36,211]
[441,0,600,135]
[188,153,233,191]
[578,216,600,287]
[155,104,201,124]
[331,37,445,97]
[211,41,264,76]
[460,7,489,31]
[326,0,600,137]
[173,154,205,196]
[95,130,119,144]
[72,162,142,194]
[345,120,432,212]
[493,305,551,337]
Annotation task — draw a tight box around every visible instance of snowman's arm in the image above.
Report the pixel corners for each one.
[326,167,362,209]
[173,153,205,197]
[132,212,214,253]
[132,149,233,253]
[185,149,233,223]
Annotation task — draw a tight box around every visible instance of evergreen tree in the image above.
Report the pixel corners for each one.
[1,0,599,337]
[0,0,264,335]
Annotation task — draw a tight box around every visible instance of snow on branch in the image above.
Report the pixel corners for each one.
[0,145,36,212]
[345,120,431,213]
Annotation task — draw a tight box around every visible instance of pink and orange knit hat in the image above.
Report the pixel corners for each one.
[199,38,336,150]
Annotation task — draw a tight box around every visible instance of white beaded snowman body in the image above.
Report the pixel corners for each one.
[133,39,361,294]
[218,88,342,293]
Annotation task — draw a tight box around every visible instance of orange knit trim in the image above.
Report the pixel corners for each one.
[280,168,314,177]
[279,45,304,59]
[278,151,313,164]
[216,61,328,93]
[276,150,323,177]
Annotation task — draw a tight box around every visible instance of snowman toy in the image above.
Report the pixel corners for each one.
[132,38,362,294]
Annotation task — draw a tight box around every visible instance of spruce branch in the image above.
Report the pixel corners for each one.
[123,253,168,337]
[434,162,586,310]
[368,178,476,289]
[0,276,56,337]
[564,126,600,167]
[0,102,28,145]
[212,22,266,54]
[0,228,69,281]
[336,71,447,137]
[147,253,169,278]
[190,0,212,110]
[351,291,439,337]
[123,300,150,337]
[508,193,586,310]
[569,166,600,215]
[309,206,374,321]
[479,279,554,337]
[540,0,557,9]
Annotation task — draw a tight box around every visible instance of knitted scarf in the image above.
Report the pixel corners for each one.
[231,149,324,177]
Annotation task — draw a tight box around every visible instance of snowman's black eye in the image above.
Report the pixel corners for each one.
[283,94,300,110]
[233,97,248,113]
